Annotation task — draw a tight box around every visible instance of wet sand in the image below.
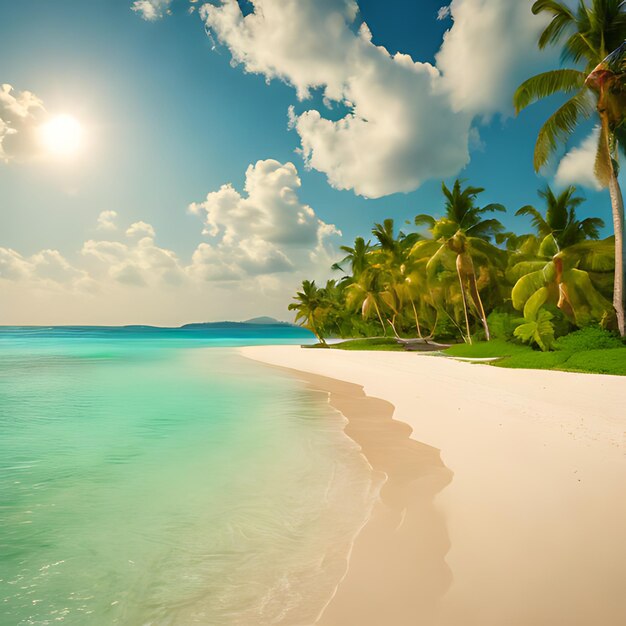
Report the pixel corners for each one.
[293,372,452,626]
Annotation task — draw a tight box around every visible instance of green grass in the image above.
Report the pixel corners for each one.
[560,348,626,375]
[443,339,532,358]
[308,335,626,375]
[443,340,626,375]
[495,351,571,370]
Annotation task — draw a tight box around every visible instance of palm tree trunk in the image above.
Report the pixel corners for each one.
[387,315,402,339]
[410,300,424,339]
[462,252,491,340]
[309,316,326,346]
[608,168,625,336]
[373,300,387,336]
[455,257,472,344]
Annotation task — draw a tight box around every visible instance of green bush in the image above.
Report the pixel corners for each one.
[486,310,523,340]
[554,326,623,352]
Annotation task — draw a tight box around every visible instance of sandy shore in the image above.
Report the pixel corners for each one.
[240,345,626,626]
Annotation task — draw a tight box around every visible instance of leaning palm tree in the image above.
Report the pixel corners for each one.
[513,0,626,334]
[411,180,506,342]
[288,279,328,345]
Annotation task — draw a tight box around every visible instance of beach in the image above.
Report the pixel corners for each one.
[241,345,626,626]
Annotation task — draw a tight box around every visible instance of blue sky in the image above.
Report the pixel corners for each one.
[0,0,615,324]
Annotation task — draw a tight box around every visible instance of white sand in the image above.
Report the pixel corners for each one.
[240,345,626,626]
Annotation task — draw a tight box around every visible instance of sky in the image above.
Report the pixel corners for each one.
[0,0,617,325]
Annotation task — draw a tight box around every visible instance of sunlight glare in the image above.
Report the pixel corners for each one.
[39,114,84,159]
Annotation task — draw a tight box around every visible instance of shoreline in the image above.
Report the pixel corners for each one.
[241,345,626,626]
[273,366,453,625]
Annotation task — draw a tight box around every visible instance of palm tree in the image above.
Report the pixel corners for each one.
[513,0,626,334]
[288,279,328,345]
[508,185,613,332]
[345,266,389,335]
[516,185,605,248]
[333,236,372,277]
[411,180,506,342]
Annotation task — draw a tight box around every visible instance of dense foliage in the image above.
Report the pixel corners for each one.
[289,181,618,351]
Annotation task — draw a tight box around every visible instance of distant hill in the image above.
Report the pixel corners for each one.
[243,316,289,325]
[180,317,295,330]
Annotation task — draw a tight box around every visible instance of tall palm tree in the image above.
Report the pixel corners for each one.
[288,279,328,345]
[411,180,506,342]
[513,0,626,334]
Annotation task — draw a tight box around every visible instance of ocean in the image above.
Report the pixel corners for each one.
[0,326,378,625]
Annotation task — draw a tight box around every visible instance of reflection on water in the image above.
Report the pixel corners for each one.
[0,330,378,625]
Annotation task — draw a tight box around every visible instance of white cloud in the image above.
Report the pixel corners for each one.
[202,0,473,198]
[1,159,341,323]
[188,158,340,280]
[131,0,172,20]
[554,128,602,191]
[200,0,554,198]
[0,246,89,289]
[82,234,184,287]
[0,84,47,163]
[97,210,118,231]
[126,220,156,238]
[436,0,555,116]
[437,5,451,21]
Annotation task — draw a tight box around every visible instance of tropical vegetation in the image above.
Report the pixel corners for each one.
[288,179,620,352]
[289,1,625,364]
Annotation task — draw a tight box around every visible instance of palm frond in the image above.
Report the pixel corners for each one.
[414,214,436,229]
[514,69,585,113]
[477,203,507,214]
[579,217,605,239]
[516,205,551,236]
[534,89,595,170]
[465,218,505,240]
[531,0,576,34]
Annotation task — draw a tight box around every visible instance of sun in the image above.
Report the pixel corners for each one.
[39,114,84,158]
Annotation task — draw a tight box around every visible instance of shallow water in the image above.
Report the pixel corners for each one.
[0,328,378,625]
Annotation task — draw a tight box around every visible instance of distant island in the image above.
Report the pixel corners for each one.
[181,316,293,329]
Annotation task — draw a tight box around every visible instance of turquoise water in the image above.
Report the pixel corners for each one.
[0,327,378,625]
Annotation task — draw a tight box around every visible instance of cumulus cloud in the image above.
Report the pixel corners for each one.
[554,128,602,191]
[202,0,473,198]
[0,246,89,289]
[0,84,46,163]
[97,210,118,231]
[436,0,554,116]
[188,158,340,280]
[131,0,173,20]
[82,230,184,287]
[199,0,554,198]
[126,220,156,238]
[1,159,341,322]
